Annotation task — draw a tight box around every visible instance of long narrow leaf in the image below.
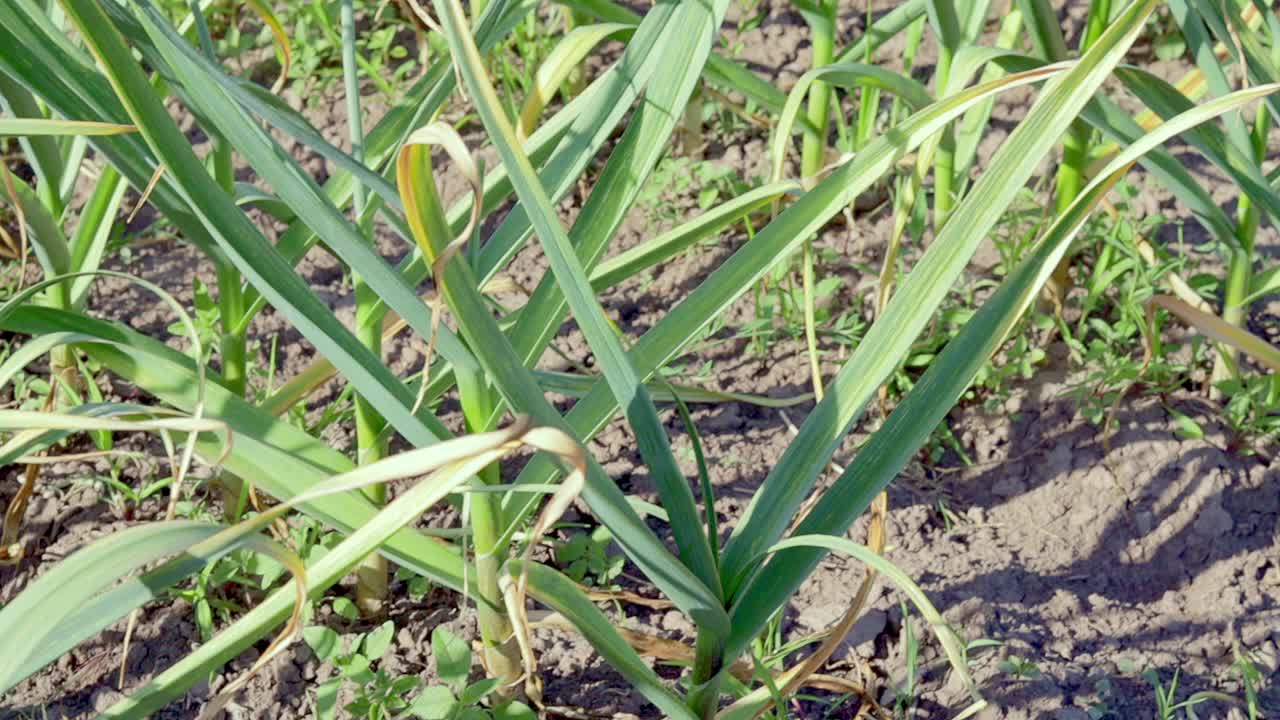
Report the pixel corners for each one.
[500,62,1074,567]
[397,129,730,635]
[1,304,469,591]
[0,117,136,135]
[718,0,1159,595]
[725,79,1280,661]
[59,0,454,449]
[0,521,303,697]
[509,561,698,719]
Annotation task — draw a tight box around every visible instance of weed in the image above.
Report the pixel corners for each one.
[166,277,219,367]
[1143,667,1228,720]
[395,566,435,601]
[1089,675,1117,719]
[891,601,920,717]
[286,0,420,102]
[304,619,413,720]
[491,11,562,119]
[407,628,536,720]
[553,524,624,590]
[168,553,258,643]
[1232,645,1264,720]
[997,655,1043,681]
[87,458,171,519]
[638,155,753,224]
[1062,205,1206,427]
[1217,374,1280,453]
[962,637,1003,668]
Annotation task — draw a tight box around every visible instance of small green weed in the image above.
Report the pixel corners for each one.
[1146,6,1189,61]
[1088,675,1117,719]
[997,655,1043,681]
[167,551,260,642]
[286,0,420,101]
[166,277,219,366]
[491,12,561,118]
[1062,204,1205,428]
[1232,644,1264,720]
[741,250,868,356]
[394,565,434,601]
[962,636,1003,668]
[0,340,52,411]
[304,620,535,720]
[408,628,536,720]
[892,601,920,718]
[638,155,752,223]
[84,457,169,519]
[1217,374,1280,453]
[304,618,411,720]
[1144,666,1236,720]
[553,525,624,590]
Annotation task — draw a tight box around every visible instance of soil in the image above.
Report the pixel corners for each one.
[3,2,1279,719]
